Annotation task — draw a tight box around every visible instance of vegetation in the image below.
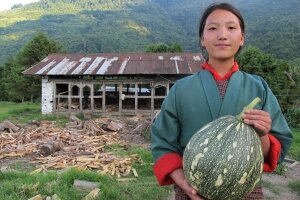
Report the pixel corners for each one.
[288,129,300,196]
[287,129,300,161]
[0,146,172,200]
[0,101,40,122]
[237,46,300,113]
[145,42,183,53]
[289,180,300,197]
[0,101,69,126]
[0,32,64,102]
[0,0,299,66]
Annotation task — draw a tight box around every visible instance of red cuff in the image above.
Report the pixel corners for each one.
[263,134,282,172]
[153,153,183,185]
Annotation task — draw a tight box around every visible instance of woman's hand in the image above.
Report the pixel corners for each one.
[242,109,272,137]
[169,168,203,200]
[242,109,271,158]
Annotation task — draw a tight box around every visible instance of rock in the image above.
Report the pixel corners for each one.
[73,180,99,192]
[52,194,61,200]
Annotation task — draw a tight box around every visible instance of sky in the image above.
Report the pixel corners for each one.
[0,0,39,11]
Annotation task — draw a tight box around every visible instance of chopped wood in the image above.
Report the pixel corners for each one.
[83,120,104,135]
[82,188,101,200]
[0,118,143,178]
[116,178,137,182]
[28,194,43,200]
[132,168,138,177]
[83,111,93,120]
[65,122,78,129]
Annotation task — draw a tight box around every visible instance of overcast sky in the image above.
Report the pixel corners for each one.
[0,0,39,11]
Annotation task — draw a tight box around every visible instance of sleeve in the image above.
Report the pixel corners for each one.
[153,153,183,185]
[151,84,184,185]
[263,134,282,172]
[260,78,293,162]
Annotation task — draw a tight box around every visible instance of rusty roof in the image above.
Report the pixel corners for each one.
[23,53,205,76]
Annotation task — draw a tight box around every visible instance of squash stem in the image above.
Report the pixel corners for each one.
[236,97,261,121]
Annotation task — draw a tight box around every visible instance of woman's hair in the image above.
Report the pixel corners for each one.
[199,2,245,39]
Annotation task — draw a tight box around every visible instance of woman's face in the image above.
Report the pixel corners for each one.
[201,9,244,62]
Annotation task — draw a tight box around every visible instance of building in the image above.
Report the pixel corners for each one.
[23,52,204,116]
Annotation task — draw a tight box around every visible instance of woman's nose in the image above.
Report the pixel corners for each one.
[217,27,228,40]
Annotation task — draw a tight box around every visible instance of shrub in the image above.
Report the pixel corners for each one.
[286,109,300,129]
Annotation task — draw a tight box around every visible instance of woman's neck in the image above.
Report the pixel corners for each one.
[208,59,235,78]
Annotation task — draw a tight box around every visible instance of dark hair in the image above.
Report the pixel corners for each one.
[199,2,245,39]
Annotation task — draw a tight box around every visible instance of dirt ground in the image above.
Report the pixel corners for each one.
[262,159,300,200]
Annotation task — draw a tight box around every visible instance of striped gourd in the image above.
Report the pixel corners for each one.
[183,98,264,200]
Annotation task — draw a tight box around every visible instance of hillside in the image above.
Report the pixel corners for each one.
[0,0,299,66]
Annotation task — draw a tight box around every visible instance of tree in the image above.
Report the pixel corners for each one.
[237,46,296,112]
[145,42,183,53]
[11,3,23,9]
[0,32,64,102]
[1,58,26,102]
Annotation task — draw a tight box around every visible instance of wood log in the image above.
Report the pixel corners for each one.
[69,115,82,124]
[102,121,123,132]
[39,141,62,156]
[0,120,20,132]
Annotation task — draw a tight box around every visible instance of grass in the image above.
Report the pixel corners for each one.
[0,101,300,199]
[286,129,300,197]
[0,101,71,126]
[289,180,300,197]
[287,129,300,161]
[0,146,172,200]
[0,101,41,122]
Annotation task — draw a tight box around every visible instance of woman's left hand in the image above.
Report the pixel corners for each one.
[242,109,272,137]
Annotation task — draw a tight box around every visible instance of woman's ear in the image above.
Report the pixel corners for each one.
[200,37,205,48]
[240,34,245,46]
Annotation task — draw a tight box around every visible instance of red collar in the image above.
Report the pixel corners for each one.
[202,62,239,80]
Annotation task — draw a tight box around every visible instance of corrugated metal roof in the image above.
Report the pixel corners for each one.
[23,53,205,76]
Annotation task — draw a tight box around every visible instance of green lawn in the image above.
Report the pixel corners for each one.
[0,101,41,123]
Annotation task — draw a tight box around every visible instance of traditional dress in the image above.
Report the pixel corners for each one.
[151,62,293,199]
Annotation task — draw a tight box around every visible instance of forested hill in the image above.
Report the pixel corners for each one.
[0,0,299,66]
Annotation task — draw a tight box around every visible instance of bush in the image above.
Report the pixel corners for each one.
[286,109,300,129]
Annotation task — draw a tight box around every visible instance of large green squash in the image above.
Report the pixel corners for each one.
[183,98,264,200]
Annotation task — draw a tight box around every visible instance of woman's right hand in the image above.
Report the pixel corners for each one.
[169,168,203,200]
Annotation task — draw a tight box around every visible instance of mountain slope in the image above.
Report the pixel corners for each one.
[0,0,299,65]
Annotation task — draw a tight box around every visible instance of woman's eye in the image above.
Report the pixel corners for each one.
[228,26,237,30]
[208,27,216,31]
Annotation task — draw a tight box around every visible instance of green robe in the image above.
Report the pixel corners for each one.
[151,70,292,162]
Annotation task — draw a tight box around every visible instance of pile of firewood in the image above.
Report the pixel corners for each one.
[0,118,142,177]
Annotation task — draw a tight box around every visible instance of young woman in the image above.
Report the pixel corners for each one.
[151,2,293,200]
